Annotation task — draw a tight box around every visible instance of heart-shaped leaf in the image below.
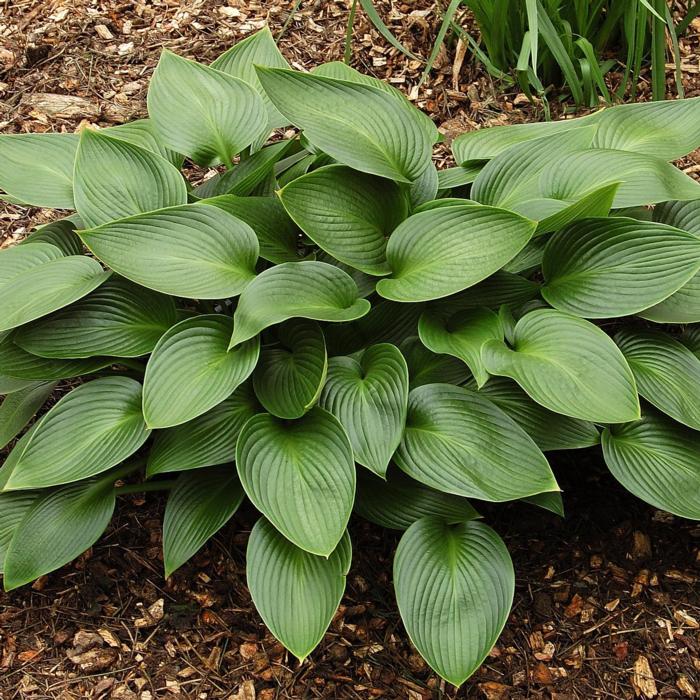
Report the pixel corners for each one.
[4,377,149,490]
[230,262,370,346]
[279,164,409,275]
[15,277,177,359]
[0,245,111,332]
[376,204,536,302]
[355,468,479,530]
[147,50,265,166]
[0,492,38,573]
[602,412,700,520]
[482,309,640,423]
[74,129,187,228]
[253,320,327,419]
[0,133,78,208]
[394,518,515,686]
[163,466,245,577]
[2,476,116,590]
[616,329,700,431]
[320,343,408,478]
[247,517,351,660]
[419,306,504,388]
[475,377,599,451]
[81,204,259,299]
[0,381,57,451]
[236,407,355,556]
[396,383,558,501]
[255,67,437,182]
[143,315,260,429]
[400,336,470,389]
[542,218,700,318]
[147,383,259,477]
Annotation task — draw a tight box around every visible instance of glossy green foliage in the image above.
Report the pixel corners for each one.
[1,32,699,689]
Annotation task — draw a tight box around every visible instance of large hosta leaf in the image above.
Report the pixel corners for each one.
[602,413,700,520]
[247,517,351,660]
[203,194,303,264]
[641,200,700,323]
[105,118,184,167]
[0,133,78,208]
[396,383,557,501]
[74,129,187,228]
[542,218,700,318]
[143,315,259,429]
[236,408,355,556]
[15,277,177,359]
[376,204,536,302]
[4,377,149,490]
[394,518,515,686]
[2,476,116,590]
[320,343,408,478]
[482,309,639,423]
[279,164,409,275]
[0,381,56,450]
[418,306,504,387]
[81,204,259,299]
[163,466,245,577]
[256,67,437,182]
[23,219,83,256]
[400,336,470,388]
[253,320,327,419]
[0,492,37,573]
[355,469,479,530]
[147,383,259,477]
[616,329,700,431]
[475,377,599,451]
[147,50,265,166]
[0,244,111,333]
[230,262,370,346]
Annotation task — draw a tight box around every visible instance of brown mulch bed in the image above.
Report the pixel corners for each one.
[1,1,700,698]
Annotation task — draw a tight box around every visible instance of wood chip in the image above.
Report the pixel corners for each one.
[23,93,100,119]
[631,655,658,699]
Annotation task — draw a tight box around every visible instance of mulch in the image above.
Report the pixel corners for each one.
[1,1,700,698]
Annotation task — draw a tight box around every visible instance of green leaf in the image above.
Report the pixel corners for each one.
[14,277,177,359]
[0,132,78,208]
[147,383,259,477]
[247,517,351,660]
[74,129,187,228]
[279,164,409,275]
[253,320,327,420]
[0,339,112,381]
[23,219,83,256]
[475,377,599,451]
[320,343,408,478]
[0,491,38,573]
[236,407,355,556]
[230,262,371,347]
[163,465,245,577]
[602,413,700,520]
[355,468,479,530]
[0,381,57,450]
[81,204,259,299]
[0,246,111,333]
[0,425,36,491]
[396,383,557,501]
[0,375,38,394]
[2,477,116,590]
[400,337,470,389]
[147,50,266,166]
[640,200,700,323]
[203,194,303,264]
[522,491,564,516]
[394,518,515,686]
[615,329,700,431]
[255,67,438,182]
[681,327,700,358]
[211,27,291,148]
[419,306,504,388]
[482,309,640,423]
[542,217,700,318]
[4,377,149,490]
[143,315,260,429]
[105,118,184,168]
[376,204,536,302]
[437,164,483,190]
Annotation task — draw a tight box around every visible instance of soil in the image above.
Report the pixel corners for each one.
[1,1,700,698]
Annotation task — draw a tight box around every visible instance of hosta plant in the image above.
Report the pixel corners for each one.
[1,28,700,687]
